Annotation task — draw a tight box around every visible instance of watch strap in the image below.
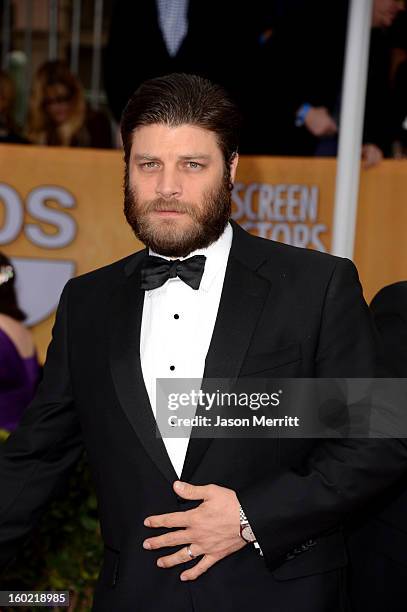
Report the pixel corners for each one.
[239,504,264,555]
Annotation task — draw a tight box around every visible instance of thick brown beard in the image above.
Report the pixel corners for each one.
[123,171,232,257]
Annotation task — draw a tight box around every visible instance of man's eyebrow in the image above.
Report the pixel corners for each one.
[133,154,159,161]
[133,153,212,161]
[178,154,211,160]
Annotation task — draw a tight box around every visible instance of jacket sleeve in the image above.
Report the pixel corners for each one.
[0,280,84,572]
[236,258,407,569]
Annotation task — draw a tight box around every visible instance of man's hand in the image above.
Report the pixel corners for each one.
[362,143,383,169]
[143,480,247,581]
[304,106,338,137]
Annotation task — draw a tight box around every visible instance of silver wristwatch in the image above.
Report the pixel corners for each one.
[239,505,256,542]
[239,505,263,556]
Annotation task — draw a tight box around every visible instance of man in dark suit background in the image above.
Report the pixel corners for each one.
[371,281,407,377]
[1,73,407,611]
[103,0,268,155]
[104,0,256,124]
[348,281,407,612]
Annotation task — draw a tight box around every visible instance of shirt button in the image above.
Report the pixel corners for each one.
[174,313,179,319]
[170,365,175,371]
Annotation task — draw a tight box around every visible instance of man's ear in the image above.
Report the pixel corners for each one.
[229,152,239,184]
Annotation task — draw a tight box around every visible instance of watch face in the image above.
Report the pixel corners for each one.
[242,525,255,542]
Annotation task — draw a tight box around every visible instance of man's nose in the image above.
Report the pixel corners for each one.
[156,168,182,199]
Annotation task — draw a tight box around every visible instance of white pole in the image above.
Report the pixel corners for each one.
[331,0,373,258]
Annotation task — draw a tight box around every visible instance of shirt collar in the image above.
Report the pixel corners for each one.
[147,221,233,294]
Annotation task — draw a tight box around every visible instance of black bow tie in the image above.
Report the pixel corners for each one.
[140,254,207,291]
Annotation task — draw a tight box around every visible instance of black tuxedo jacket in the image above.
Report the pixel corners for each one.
[1,221,407,612]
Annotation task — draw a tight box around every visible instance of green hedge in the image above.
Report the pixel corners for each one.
[0,429,103,611]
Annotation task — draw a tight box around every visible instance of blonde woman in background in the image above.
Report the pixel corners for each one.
[27,60,112,149]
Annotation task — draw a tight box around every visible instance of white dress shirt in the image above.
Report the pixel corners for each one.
[140,222,233,478]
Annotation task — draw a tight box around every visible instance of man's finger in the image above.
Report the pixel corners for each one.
[173,480,214,500]
[180,554,217,581]
[144,510,191,528]
[156,545,204,569]
[143,529,192,550]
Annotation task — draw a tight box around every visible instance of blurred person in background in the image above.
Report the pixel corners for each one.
[293,0,403,166]
[390,10,407,156]
[248,0,404,163]
[27,60,112,149]
[392,59,407,156]
[0,70,28,144]
[348,280,407,612]
[104,0,256,127]
[361,0,405,165]
[0,253,41,433]
[370,281,407,376]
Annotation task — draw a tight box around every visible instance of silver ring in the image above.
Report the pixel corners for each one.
[186,545,196,559]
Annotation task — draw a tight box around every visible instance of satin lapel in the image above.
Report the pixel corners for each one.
[108,253,178,485]
[181,238,272,482]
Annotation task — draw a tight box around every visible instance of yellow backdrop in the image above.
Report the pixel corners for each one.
[0,145,405,362]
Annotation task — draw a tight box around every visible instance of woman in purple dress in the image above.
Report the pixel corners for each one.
[0,253,41,432]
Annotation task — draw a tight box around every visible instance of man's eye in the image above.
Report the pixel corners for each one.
[186,161,202,169]
[141,162,159,169]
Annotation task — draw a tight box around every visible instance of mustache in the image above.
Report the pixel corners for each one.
[141,198,196,215]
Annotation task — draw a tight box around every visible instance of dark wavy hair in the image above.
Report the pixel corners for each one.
[120,72,242,169]
[0,253,26,321]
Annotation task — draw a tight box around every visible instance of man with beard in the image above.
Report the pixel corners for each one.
[0,73,407,612]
